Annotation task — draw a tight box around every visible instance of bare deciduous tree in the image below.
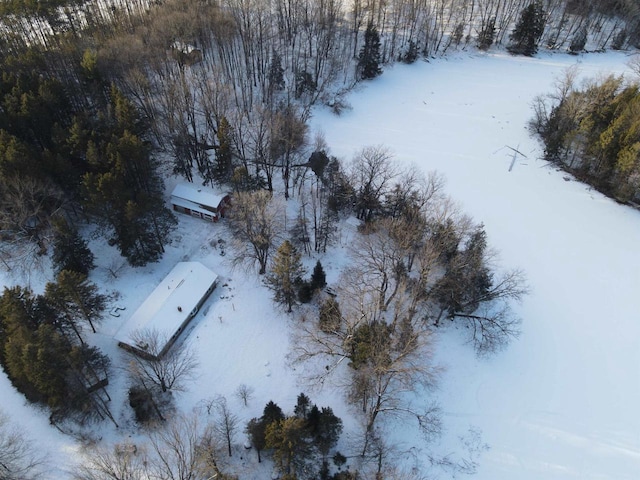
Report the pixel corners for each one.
[126,329,199,394]
[227,190,284,274]
[148,413,210,480]
[73,444,147,480]
[212,396,239,457]
[148,412,237,480]
[292,258,440,457]
[457,284,526,355]
[0,412,45,480]
[0,177,65,280]
[235,384,254,407]
[348,145,401,222]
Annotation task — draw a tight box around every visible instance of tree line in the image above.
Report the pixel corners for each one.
[1,0,639,276]
[531,67,640,203]
[0,274,114,425]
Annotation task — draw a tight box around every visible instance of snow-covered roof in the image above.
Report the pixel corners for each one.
[171,196,219,217]
[171,183,226,210]
[114,262,218,354]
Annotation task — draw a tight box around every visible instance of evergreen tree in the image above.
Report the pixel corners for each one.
[294,392,312,418]
[230,166,266,193]
[507,2,546,56]
[51,217,95,276]
[268,51,285,95]
[295,70,316,98]
[246,400,285,464]
[246,417,267,463]
[0,285,112,421]
[324,157,354,215]
[46,270,107,335]
[433,225,493,322]
[0,287,42,370]
[569,26,588,53]
[265,240,306,312]
[213,116,234,184]
[82,127,176,266]
[265,417,313,478]
[357,23,382,80]
[310,407,342,460]
[347,321,393,370]
[262,400,285,425]
[307,150,330,179]
[401,40,419,63]
[19,324,69,408]
[310,261,327,291]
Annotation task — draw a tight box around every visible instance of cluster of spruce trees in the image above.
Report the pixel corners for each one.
[533,74,640,203]
[0,275,114,424]
[0,205,109,425]
[246,394,346,480]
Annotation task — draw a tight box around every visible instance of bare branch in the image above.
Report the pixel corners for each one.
[127,329,199,393]
[0,412,47,480]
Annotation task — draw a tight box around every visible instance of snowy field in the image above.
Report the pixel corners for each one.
[310,51,640,479]
[1,50,639,479]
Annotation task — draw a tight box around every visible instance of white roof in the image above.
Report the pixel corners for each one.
[114,262,218,351]
[171,183,226,210]
[171,197,219,217]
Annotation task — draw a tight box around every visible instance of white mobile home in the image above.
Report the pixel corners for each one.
[114,262,218,359]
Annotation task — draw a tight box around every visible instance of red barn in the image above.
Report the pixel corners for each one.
[170,183,231,222]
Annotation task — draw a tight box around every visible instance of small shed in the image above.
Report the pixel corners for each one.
[170,183,231,222]
[114,262,218,359]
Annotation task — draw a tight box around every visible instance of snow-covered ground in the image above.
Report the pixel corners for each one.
[1,50,639,479]
[310,51,640,479]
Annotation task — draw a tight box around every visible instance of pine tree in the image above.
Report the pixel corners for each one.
[433,225,493,323]
[213,116,234,184]
[262,400,285,425]
[294,392,312,418]
[295,70,316,98]
[310,407,342,459]
[307,150,330,179]
[401,40,419,63]
[51,217,95,276]
[507,2,546,56]
[310,261,327,291]
[49,270,107,334]
[268,51,285,95]
[246,417,267,463]
[569,26,587,53]
[265,241,306,312]
[265,417,312,477]
[82,92,176,267]
[357,23,382,80]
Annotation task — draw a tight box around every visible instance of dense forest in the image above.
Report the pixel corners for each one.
[1,0,639,276]
[0,0,638,275]
[0,0,637,478]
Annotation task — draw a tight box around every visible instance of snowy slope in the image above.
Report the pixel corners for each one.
[309,51,640,479]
